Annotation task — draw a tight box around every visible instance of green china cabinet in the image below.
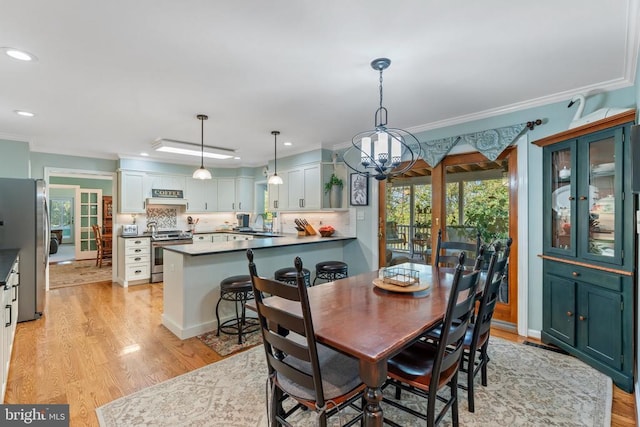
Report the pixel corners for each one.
[533,110,636,392]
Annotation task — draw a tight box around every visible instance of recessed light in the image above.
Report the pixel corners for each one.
[233,156,241,160]
[140,152,149,157]
[14,110,35,117]
[2,47,37,62]
[284,142,292,146]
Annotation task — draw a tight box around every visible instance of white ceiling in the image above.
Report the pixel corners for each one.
[1,1,639,168]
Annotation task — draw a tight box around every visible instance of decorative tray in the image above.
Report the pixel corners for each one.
[372,278,430,293]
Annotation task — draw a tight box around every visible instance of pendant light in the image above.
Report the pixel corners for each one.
[267,130,283,185]
[344,58,420,181]
[192,114,212,180]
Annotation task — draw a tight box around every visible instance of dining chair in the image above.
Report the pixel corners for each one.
[91,224,112,268]
[246,249,365,427]
[459,237,512,412]
[382,252,481,427]
[434,228,481,268]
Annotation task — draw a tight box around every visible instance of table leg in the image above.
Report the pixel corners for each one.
[359,359,387,427]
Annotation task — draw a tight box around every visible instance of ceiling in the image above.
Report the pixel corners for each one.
[1,1,638,168]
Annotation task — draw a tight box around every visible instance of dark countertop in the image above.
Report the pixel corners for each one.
[0,249,20,285]
[164,235,356,256]
[120,230,287,238]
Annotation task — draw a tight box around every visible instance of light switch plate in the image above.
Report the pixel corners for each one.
[357,211,365,220]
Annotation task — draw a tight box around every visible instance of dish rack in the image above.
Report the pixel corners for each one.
[382,267,420,287]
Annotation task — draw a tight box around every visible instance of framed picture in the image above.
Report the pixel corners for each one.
[350,173,369,206]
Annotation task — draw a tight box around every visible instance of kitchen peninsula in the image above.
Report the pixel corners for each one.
[161,234,357,339]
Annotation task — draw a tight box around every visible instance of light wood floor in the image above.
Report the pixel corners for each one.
[5,280,636,426]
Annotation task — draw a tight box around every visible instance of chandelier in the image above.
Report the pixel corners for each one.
[344,58,420,181]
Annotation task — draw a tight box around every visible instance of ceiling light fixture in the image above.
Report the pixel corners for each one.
[192,114,212,180]
[14,110,35,117]
[344,58,420,181]
[267,131,283,185]
[2,47,37,61]
[153,139,235,159]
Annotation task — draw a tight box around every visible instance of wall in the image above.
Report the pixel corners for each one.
[0,139,29,178]
[50,176,112,195]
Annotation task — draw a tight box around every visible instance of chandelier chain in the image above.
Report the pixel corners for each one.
[379,68,384,110]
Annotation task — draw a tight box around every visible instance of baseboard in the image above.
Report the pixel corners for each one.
[523,340,569,355]
[635,381,640,426]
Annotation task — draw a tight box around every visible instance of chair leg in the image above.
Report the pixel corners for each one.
[451,374,460,427]
[480,343,489,386]
[466,350,476,412]
[234,297,242,344]
[215,296,223,336]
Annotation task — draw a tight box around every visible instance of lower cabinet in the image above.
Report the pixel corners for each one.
[117,237,151,286]
[1,256,19,401]
[542,260,632,391]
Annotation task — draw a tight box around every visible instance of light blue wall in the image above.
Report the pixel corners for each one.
[118,158,260,178]
[49,177,113,195]
[0,140,30,178]
[30,152,118,179]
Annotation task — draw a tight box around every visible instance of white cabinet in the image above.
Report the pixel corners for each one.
[185,178,217,212]
[145,174,185,198]
[119,171,147,213]
[212,234,228,243]
[217,178,236,211]
[117,237,150,286]
[268,181,282,210]
[235,177,254,212]
[193,233,214,243]
[1,256,19,401]
[226,234,254,241]
[284,164,321,210]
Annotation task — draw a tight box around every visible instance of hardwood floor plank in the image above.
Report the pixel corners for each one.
[4,279,635,426]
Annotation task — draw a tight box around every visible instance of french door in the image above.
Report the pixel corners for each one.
[74,188,102,260]
[380,147,518,325]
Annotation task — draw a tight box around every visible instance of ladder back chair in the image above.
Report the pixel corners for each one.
[246,249,364,427]
[434,228,481,268]
[91,224,112,268]
[383,252,481,427]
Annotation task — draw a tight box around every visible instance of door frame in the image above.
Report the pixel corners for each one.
[378,144,523,329]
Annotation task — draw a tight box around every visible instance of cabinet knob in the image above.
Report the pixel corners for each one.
[579,196,587,201]
[567,311,573,317]
[579,315,587,321]
[568,196,576,201]
[571,271,579,277]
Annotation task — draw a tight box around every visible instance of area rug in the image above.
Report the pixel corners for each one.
[96,337,611,427]
[49,259,113,289]
[197,329,262,357]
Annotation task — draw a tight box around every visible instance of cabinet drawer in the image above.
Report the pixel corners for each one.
[124,238,150,249]
[125,246,149,256]
[547,262,622,292]
[126,254,149,264]
[193,234,213,243]
[125,264,150,280]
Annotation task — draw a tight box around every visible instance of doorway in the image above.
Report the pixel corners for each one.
[380,146,518,326]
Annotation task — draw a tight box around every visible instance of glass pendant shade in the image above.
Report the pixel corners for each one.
[192,167,212,180]
[268,173,283,185]
[193,114,212,180]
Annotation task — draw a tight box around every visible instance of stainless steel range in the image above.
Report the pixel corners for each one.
[151,230,193,283]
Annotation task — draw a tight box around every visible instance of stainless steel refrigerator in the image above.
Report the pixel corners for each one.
[0,178,48,321]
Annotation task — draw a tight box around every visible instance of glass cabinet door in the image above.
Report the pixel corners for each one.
[579,130,622,263]
[548,144,575,254]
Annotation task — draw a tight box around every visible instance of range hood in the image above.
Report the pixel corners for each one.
[146,197,188,206]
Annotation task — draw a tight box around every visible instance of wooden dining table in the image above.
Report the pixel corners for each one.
[252,262,457,427]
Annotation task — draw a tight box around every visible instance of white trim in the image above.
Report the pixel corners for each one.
[44,167,118,287]
[516,135,529,337]
[527,329,542,340]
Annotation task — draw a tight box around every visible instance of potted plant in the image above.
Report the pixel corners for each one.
[324,173,344,208]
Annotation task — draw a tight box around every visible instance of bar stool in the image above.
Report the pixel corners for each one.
[313,261,348,285]
[216,275,259,344]
[274,267,311,287]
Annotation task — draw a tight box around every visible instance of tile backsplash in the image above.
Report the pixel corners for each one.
[146,207,178,229]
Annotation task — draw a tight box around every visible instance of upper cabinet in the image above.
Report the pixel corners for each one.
[217,178,236,211]
[235,177,254,212]
[540,119,633,269]
[119,171,146,213]
[284,163,321,210]
[185,178,217,212]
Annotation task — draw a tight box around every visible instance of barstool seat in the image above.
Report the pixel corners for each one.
[314,261,348,285]
[216,275,259,344]
[274,267,311,287]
